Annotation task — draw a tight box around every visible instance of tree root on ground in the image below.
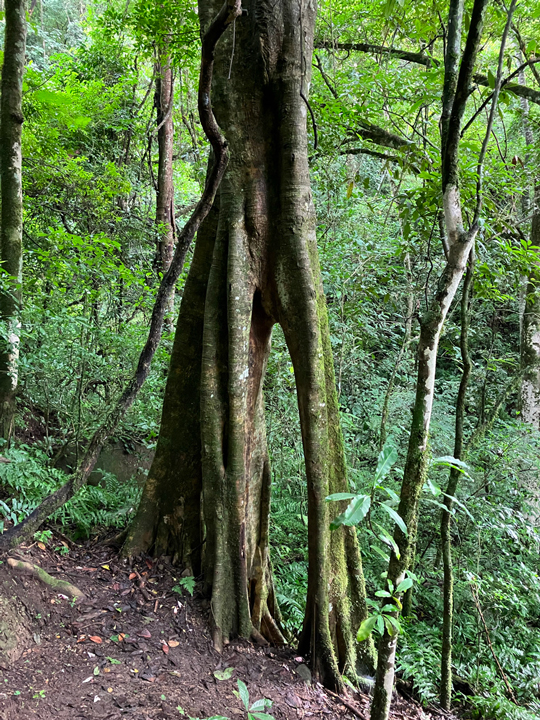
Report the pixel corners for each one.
[7,558,85,600]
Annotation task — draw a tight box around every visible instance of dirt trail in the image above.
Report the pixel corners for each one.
[0,536,442,720]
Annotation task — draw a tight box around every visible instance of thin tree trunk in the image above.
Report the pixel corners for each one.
[370,0,497,715]
[440,249,474,710]
[0,0,27,441]
[518,59,540,425]
[519,188,540,425]
[154,48,176,326]
[0,0,242,551]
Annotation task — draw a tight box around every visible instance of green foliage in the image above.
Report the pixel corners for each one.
[233,680,275,720]
[172,576,196,597]
[0,446,141,537]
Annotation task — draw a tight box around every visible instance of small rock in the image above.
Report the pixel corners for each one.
[296,664,312,684]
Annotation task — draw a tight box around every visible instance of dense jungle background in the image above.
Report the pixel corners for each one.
[1,0,540,718]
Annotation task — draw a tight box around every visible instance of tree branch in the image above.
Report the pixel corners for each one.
[442,0,489,192]
[315,39,540,106]
[472,0,517,227]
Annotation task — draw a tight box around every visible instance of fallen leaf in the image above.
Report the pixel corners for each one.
[145,559,153,569]
[137,629,151,639]
[38,542,46,551]
[82,677,93,684]
[89,636,102,644]
[162,644,169,655]
[101,565,110,571]
[129,573,137,580]
[104,668,111,673]
[107,688,113,693]
[77,635,86,643]
[168,640,179,648]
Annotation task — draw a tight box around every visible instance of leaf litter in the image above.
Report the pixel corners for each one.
[0,531,453,720]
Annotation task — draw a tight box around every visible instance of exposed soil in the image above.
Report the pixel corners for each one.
[0,534,446,720]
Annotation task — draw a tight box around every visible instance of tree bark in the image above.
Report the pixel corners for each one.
[0,0,27,440]
[520,188,540,426]
[154,48,176,326]
[124,0,375,691]
[0,0,241,551]
[518,59,540,425]
[440,250,474,710]
[370,0,491,716]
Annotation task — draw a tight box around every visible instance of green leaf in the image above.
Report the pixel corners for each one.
[375,590,392,598]
[396,577,413,593]
[381,487,399,503]
[380,504,407,536]
[34,89,72,106]
[250,713,275,720]
[383,615,401,636]
[371,544,390,563]
[326,493,356,502]
[375,523,401,559]
[487,69,496,89]
[249,699,272,711]
[357,615,377,641]
[374,442,398,485]
[376,615,384,635]
[237,680,250,710]
[330,494,371,530]
[214,667,234,681]
[431,456,470,476]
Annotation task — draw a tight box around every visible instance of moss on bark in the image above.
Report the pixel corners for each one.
[126,0,373,691]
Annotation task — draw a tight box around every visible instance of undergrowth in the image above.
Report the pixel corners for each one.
[0,445,141,538]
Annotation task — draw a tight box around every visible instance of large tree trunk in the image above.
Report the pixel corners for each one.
[124,0,375,690]
[0,0,27,440]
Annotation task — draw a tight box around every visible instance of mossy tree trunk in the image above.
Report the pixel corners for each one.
[370,0,499,715]
[124,0,375,690]
[440,250,474,710]
[0,0,27,441]
[520,188,540,426]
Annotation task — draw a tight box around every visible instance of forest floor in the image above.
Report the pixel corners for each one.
[0,534,450,720]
